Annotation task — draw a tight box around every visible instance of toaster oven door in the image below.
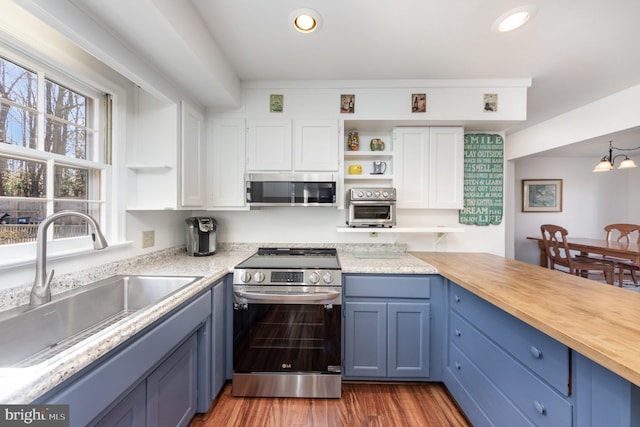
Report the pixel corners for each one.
[347,201,396,227]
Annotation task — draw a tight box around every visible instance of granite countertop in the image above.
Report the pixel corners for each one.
[6,248,640,405]
[0,245,436,403]
[338,250,438,274]
[0,249,252,404]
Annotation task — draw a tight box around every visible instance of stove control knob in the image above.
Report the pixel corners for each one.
[382,191,389,198]
[309,272,320,284]
[240,271,252,283]
[356,191,364,198]
[366,191,373,198]
[253,272,265,283]
[374,191,381,198]
[322,272,334,284]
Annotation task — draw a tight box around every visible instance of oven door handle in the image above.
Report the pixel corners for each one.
[234,290,341,304]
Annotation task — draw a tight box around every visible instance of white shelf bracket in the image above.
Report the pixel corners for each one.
[435,232,447,244]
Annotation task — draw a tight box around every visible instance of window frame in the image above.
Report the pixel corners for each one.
[0,40,122,267]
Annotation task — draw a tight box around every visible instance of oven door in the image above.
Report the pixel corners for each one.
[232,286,342,397]
[233,286,341,373]
[347,201,396,227]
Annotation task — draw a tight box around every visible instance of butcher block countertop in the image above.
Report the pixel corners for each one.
[412,252,640,388]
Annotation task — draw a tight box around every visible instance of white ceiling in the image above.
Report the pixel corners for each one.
[58,0,640,153]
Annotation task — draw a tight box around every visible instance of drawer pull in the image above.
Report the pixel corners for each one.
[529,346,543,359]
[454,328,462,337]
[454,361,462,370]
[533,400,547,415]
[454,295,461,303]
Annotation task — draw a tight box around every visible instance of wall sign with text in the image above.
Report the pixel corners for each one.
[459,133,504,226]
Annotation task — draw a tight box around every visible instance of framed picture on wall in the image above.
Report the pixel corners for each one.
[411,93,426,112]
[522,179,563,212]
[483,93,498,112]
[270,94,283,112]
[340,94,355,113]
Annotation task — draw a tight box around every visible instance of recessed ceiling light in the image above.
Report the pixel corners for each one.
[492,6,537,32]
[289,8,322,34]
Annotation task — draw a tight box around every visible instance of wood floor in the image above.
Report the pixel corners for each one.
[190,382,471,427]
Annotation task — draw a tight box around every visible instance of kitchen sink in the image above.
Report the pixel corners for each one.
[0,275,202,369]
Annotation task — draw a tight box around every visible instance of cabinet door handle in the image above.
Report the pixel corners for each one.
[454,295,461,303]
[454,361,462,370]
[533,400,547,415]
[454,328,462,337]
[529,346,543,359]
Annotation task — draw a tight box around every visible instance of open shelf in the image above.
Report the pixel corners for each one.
[126,165,173,172]
[337,226,463,243]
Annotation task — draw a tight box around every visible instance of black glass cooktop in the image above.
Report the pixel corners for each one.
[236,247,340,270]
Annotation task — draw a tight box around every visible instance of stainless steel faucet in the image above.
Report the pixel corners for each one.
[30,211,108,307]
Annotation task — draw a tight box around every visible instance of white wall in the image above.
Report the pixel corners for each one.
[507,84,640,160]
[206,84,513,256]
[238,81,529,122]
[508,84,640,266]
[0,5,196,291]
[513,156,639,266]
[194,207,505,255]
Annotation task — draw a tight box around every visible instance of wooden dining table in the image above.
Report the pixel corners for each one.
[527,236,640,268]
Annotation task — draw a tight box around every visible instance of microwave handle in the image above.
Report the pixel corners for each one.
[245,180,252,202]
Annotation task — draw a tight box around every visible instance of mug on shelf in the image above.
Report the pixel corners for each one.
[372,161,387,174]
[370,138,385,151]
[348,164,363,175]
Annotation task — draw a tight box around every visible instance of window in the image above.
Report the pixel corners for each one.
[0,54,110,246]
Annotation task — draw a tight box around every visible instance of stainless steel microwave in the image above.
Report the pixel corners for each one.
[245,173,337,207]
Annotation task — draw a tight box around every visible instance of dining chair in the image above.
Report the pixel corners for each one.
[604,223,640,286]
[540,224,614,285]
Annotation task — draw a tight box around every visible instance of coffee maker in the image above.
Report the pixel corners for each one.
[185,217,217,256]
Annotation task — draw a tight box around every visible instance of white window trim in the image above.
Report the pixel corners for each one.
[0,28,130,271]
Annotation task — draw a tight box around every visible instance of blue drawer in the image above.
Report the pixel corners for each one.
[451,312,573,427]
[345,275,431,299]
[448,343,535,426]
[449,283,570,394]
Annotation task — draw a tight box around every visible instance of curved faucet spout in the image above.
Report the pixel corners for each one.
[30,211,108,307]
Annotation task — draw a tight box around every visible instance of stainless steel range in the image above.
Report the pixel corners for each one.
[232,247,342,398]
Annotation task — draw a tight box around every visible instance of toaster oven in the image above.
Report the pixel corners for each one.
[346,188,396,227]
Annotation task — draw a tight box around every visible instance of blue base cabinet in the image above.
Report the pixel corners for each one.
[573,352,640,426]
[36,289,212,427]
[210,278,226,399]
[343,274,444,381]
[444,279,640,427]
[444,281,572,426]
[344,301,388,378]
[147,333,198,427]
[92,382,146,427]
[93,332,199,427]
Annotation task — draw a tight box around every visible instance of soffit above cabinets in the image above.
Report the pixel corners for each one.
[15,0,640,138]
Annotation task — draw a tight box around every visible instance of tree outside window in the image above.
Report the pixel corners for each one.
[0,55,107,245]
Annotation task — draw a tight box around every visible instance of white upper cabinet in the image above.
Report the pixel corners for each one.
[246,119,338,172]
[126,92,207,210]
[394,128,430,208]
[246,119,292,171]
[394,127,464,209]
[210,118,246,208]
[180,101,205,208]
[126,88,178,210]
[428,127,464,209]
[293,120,339,171]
